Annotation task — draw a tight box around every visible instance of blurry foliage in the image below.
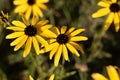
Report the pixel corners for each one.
[0,0,120,80]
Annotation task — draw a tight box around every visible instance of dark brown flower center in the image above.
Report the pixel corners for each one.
[27,0,36,5]
[24,25,37,36]
[57,34,69,44]
[110,3,120,12]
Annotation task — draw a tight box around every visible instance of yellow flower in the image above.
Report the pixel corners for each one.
[92,0,120,32]
[6,15,52,57]
[29,74,55,80]
[13,0,49,20]
[91,65,120,80]
[40,26,88,66]
[0,11,9,24]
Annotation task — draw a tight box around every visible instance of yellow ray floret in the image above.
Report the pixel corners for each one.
[92,65,120,80]
[29,74,55,80]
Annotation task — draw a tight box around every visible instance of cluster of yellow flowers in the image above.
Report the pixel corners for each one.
[5,0,88,67]
[0,0,88,79]
[0,0,120,79]
[92,0,120,79]
[92,0,120,32]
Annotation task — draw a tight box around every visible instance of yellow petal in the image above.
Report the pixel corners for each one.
[53,27,60,35]
[69,42,84,54]
[32,5,38,17]
[61,26,67,34]
[37,20,48,26]
[106,65,119,80]
[115,25,120,32]
[13,0,26,5]
[14,4,28,13]
[49,74,55,80]
[40,24,52,31]
[25,7,32,20]
[32,16,38,25]
[14,36,28,51]
[10,35,26,46]
[111,0,116,3]
[48,39,56,44]
[39,42,57,53]
[114,13,120,32]
[21,14,30,26]
[91,73,108,80]
[6,26,24,31]
[114,13,119,24]
[23,37,32,57]
[5,13,9,19]
[92,8,110,18]
[1,11,4,16]
[32,37,40,55]
[66,43,80,56]
[35,35,48,48]
[66,27,75,35]
[104,13,114,31]
[37,0,49,3]
[12,21,26,28]
[33,5,43,17]
[6,32,24,39]
[70,29,85,36]
[2,11,7,17]
[29,75,34,80]
[70,36,88,41]
[41,30,57,38]
[49,42,59,60]
[54,45,62,66]
[62,44,69,61]
[37,3,48,10]
[98,1,109,7]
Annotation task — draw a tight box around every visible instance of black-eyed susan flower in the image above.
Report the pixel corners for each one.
[92,0,120,32]
[6,15,52,57]
[40,26,88,66]
[0,11,9,24]
[29,74,55,80]
[13,0,49,20]
[92,65,120,80]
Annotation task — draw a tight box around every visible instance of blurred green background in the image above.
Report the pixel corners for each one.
[0,0,120,80]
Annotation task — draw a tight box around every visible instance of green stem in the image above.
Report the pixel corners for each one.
[49,13,55,26]
[75,53,88,80]
[60,57,65,80]
[87,27,106,62]
[29,53,42,77]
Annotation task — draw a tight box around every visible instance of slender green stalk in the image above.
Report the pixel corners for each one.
[87,27,106,62]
